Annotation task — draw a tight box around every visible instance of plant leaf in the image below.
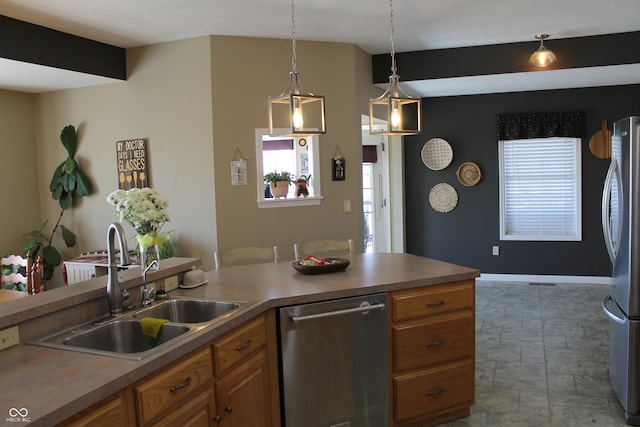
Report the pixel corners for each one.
[75,168,93,196]
[60,225,77,248]
[23,240,40,255]
[49,163,65,192]
[42,245,62,267]
[60,125,77,157]
[51,184,63,200]
[43,264,54,281]
[63,157,77,175]
[59,191,73,210]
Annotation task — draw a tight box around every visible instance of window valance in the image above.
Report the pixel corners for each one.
[496,112,585,140]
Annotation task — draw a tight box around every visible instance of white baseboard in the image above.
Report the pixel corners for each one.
[478,273,612,285]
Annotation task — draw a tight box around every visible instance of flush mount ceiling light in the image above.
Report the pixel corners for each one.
[369,0,421,136]
[268,0,326,137]
[529,34,557,68]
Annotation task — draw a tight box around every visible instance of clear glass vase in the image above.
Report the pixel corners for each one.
[139,244,160,272]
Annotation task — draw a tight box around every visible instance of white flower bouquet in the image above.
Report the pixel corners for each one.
[106,187,171,248]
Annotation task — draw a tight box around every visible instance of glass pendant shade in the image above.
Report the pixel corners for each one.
[369,74,422,136]
[529,34,557,67]
[268,71,326,137]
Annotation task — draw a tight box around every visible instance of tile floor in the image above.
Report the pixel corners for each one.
[439,280,630,427]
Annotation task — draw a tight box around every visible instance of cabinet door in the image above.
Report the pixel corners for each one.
[58,390,134,427]
[215,350,272,427]
[151,386,216,427]
[134,347,213,426]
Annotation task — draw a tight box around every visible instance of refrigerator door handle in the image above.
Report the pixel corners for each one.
[603,295,626,325]
[602,159,620,264]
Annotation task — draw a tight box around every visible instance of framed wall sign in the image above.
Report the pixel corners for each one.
[231,159,248,185]
[332,157,345,181]
[116,138,148,189]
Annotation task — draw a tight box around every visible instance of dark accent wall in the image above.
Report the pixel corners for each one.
[0,15,126,80]
[404,84,640,276]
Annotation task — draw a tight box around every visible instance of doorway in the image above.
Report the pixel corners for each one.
[362,131,391,253]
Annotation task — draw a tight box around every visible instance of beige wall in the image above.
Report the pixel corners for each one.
[0,90,40,254]
[3,35,373,285]
[32,37,215,286]
[210,36,369,260]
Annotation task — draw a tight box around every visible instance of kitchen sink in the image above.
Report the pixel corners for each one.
[29,296,249,360]
[63,320,189,354]
[134,298,241,323]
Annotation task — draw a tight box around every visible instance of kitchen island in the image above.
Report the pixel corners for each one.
[0,253,478,427]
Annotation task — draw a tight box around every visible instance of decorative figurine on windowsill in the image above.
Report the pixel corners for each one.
[295,175,310,197]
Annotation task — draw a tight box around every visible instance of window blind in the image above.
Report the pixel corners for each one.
[499,137,581,241]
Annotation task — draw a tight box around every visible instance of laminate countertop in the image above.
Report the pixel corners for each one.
[0,253,478,427]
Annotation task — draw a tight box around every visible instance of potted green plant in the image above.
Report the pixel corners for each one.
[264,171,292,199]
[24,125,93,284]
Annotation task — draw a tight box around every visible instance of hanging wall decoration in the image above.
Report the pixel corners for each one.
[421,137,453,171]
[429,183,458,213]
[230,147,248,186]
[456,162,482,187]
[116,138,148,189]
[332,146,345,181]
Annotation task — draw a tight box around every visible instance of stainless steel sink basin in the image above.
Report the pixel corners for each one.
[63,320,189,353]
[134,298,241,323]
[29,297,249,360]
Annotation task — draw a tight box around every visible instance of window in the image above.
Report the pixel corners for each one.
[499,137,582,241]
[255,128,322,208]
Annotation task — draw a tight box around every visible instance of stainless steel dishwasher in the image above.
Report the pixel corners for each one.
[278,293,388,427]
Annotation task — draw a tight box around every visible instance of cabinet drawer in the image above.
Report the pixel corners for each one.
[391,280,473,322]
[213,314,266,375]
[393,311,473,372]
[134,347,213,426]
[394,359,474,423]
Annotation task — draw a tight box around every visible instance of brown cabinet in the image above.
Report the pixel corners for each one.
[212,311,280,426]
[389,280,475,426]
[57,390,135,427]
[133,346,215,427]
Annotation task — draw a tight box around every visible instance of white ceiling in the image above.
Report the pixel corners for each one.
[2,0,640,95]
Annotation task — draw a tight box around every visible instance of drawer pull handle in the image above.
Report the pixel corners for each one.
[225,406,233,414]
[214,415,222,423]
[236,339,252,351]
[426,339,445,347]
[169,376,192,392]
[425,300,445,307]
[427,388,446,396]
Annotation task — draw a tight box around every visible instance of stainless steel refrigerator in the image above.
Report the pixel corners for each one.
[602,116,640,425]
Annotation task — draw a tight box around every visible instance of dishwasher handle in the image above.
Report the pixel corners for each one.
[290,302,386,323]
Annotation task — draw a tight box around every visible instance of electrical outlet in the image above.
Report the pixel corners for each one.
[492,246,500,256]
[165,275,179,292]
[0,326,20,350]
[343,200,352,213]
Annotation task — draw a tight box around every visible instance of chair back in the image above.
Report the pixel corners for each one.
[214,246,280,269]
[1,253,43,294]
[294,239,354,261]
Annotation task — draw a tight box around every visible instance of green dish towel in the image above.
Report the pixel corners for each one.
[141,317,169,346]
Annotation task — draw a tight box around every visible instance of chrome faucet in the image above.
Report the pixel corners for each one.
[141,259,159,307]
[106,223,132,315]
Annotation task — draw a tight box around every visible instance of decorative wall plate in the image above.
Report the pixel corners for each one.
[429,183,458,213]
[421,138,453,170]
[456,162,482,186]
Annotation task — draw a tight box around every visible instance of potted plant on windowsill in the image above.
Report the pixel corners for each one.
[264,171,293,199]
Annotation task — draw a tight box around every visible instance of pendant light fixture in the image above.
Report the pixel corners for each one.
[369,0,421,136]
[529,34,557,68]
[268,0,326,137]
